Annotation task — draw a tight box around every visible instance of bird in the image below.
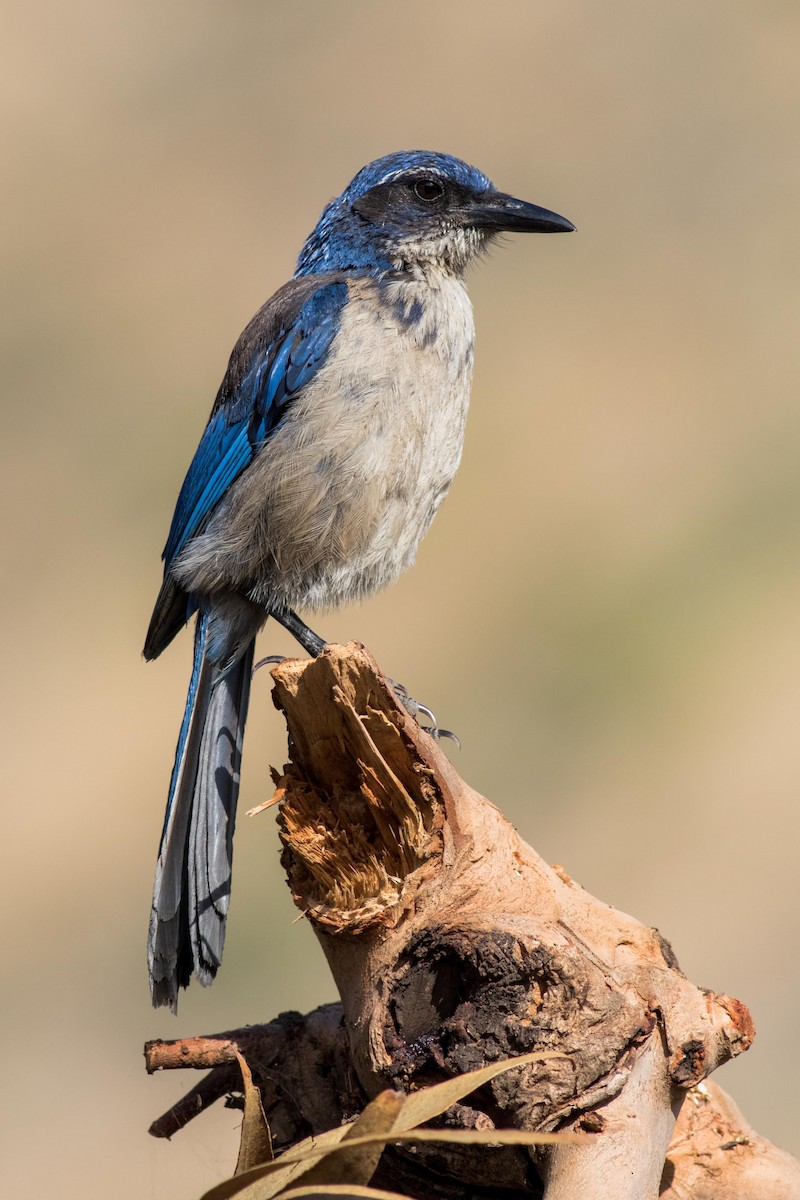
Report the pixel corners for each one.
[145,150,574,1010]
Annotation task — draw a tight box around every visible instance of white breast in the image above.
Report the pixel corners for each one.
[177,272,476,612]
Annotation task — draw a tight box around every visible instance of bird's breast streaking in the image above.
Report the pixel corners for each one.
[173,269,475,613]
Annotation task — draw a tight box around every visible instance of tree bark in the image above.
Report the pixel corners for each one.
[146,643,800,1199]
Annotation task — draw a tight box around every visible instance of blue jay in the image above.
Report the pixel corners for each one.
[145,150,574,1009]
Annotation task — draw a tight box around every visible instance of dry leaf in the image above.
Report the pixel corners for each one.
[276,1187,408,1199]
[201,1128,349,1200]
[201,1051,580,1200]
[290,1128,583,1149]
[394,1049,568,1130]
[283,1091,405,1193]
[204,1127,585,1200]
[234,1049,273,1175]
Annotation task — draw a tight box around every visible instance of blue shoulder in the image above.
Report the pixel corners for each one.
[162,277,348,569]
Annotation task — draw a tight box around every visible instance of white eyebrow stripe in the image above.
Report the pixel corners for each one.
[375,165,446,186]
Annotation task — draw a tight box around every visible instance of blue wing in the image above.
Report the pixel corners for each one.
[163,279,348,571]
[144,278,348,660]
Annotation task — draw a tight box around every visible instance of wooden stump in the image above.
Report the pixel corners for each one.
[146,644,800,1199]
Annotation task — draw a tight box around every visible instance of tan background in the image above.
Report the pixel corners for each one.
[2,2,798,1195]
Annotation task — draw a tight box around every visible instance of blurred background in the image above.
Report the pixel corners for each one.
[2,1,799,1195]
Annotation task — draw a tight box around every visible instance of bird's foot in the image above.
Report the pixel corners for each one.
[387,679,461,748]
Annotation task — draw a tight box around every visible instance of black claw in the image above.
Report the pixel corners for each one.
[414,702,438,726]
[430,728,462,749]
[252,654,287,675]
[386,677,460,747]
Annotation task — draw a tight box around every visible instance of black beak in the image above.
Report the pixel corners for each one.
[468,191,575,234]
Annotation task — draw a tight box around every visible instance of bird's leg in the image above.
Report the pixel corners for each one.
[253,609,327,675]
[272,608,328,657]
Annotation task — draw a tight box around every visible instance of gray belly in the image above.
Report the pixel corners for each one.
[174,275,475,612]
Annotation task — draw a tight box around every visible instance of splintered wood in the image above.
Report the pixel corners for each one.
[271,650,442,928]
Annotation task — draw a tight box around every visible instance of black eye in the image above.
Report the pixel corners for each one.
[412,177,445,203]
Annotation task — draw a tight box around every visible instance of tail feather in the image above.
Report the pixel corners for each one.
[148,613,254,1010]
[189,638,254,985]
[144,576,198,662]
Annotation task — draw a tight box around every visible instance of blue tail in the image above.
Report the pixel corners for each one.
[148,613,254,1010]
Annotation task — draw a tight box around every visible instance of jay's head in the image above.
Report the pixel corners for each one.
[296,150,574,277]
